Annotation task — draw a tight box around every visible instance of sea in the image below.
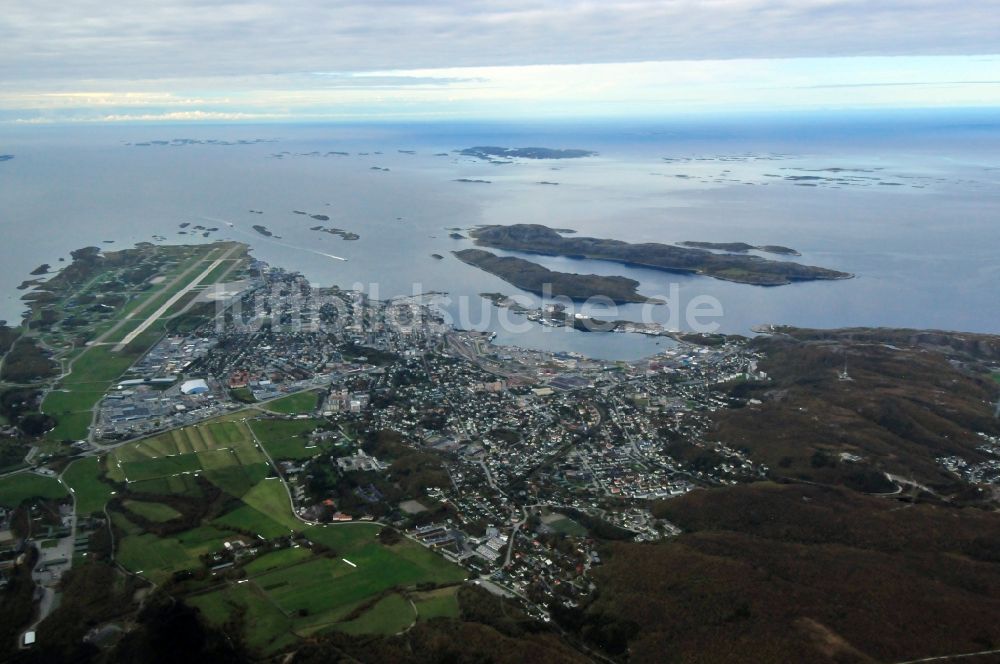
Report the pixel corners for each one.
[1,109,998,360]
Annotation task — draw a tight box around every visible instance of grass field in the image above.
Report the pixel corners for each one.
[242,546,313,575]
[548,514,588,537]
[212,503,291,538]
[118,525,231,583]
[413,586,461,620]
[242,480,299,531]
[63,456,115,515]
[248,418,325,460]
[334,593,415,635]
[101,419,466,653]
[263,391,321,415]
[188,583,296,654]
[124,499,182,522]
[0,472,68,508]
[107,419,270,497]
[992,372,1000,385]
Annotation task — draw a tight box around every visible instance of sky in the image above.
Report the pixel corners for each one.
[2,0,999,123]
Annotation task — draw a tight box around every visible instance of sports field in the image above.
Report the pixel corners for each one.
[263,391,321,415]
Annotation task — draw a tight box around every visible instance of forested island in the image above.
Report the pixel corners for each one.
[453,249,656,303]
[470,224,851,286]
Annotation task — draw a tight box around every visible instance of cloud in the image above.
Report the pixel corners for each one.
[3,0,1000,84]
[1,2,999,121]
[13,110,279,124]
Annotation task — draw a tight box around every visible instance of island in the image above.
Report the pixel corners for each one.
[29,264,50,276]
[453,248,657,304]
[678,241,801,256]
[454,178,491,184]
[449,232,466,239]
[309,225,359,240]
[469,224,851,286]
[0,154,14,162]
[458,146,597,160]
[430,253,444,260]
[252,224,273,237]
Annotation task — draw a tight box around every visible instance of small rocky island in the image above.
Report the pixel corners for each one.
[453,249,657,304]
[469,224,851,286]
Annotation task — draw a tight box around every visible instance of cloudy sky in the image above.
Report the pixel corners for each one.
[2,0,999,122]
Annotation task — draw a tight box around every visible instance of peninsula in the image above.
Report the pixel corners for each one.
[678,241,800,256]
[453,248,657,303]
[470,224,851,286]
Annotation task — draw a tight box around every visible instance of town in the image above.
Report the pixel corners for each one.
[68,258,770,619]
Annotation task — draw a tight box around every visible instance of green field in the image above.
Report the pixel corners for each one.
[413,587,461,620]
[99,420,465,653]
[124,500,182,522]
[242,480,299,530]
[0,472,68,508]
[63,456,115,515]
[263,391,321,415]
[243,546,313,575]
[118,525,231,583]
[992,372,1000,385]
[548,514,588,537]
[212,503,291,539]
[248,418,325,460]
[189,583,296,654]
[334,593,415,635]
[107,419,269,496]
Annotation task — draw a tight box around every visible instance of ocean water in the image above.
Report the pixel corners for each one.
[1,110,998,360]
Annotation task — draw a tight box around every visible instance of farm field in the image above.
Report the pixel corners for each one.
[248,417,326,460]
[79,417,466,651]
[62,456,115,515]
[0,472,68,508]
[334,593,415,635]
[123,499,182,522]
[106,419,270,495]
[117,525,232,583]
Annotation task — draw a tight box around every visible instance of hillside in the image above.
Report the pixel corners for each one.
[710,328,1000,492]
[582,482,1000,664]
